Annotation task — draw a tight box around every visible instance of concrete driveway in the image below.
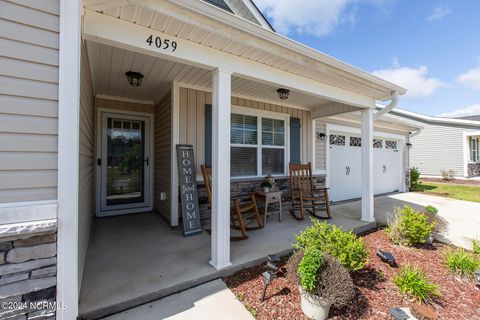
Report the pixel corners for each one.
[372,192,480,250]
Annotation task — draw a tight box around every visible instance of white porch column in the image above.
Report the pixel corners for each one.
[210,68,232,270]
[361,108,375,222]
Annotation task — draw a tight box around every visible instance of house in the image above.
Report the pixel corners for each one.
[385,108,480,178]
[0,0,411,319]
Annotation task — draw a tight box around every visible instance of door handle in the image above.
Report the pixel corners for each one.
[97,158,101,166]
[144,157,149,166]
[345,166,350,175]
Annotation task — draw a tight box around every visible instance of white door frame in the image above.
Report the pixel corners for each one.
[95,108,154,216]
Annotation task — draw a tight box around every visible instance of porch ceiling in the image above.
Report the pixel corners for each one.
[86,41,331,108]
[83,1,405,101]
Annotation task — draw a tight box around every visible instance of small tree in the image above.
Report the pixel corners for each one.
[410,167,420,188]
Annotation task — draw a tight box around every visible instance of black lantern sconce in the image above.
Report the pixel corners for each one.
[125,71,144,87]
[277,88,290,100]
[406,142,413,148]
[316,131,327,141]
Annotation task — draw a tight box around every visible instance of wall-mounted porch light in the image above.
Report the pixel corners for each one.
[316,131,327,141]
[125,71,144,87]
[276,88,290,100]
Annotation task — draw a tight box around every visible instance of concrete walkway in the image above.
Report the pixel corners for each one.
[373,192,480,250]
[103,279,254,320]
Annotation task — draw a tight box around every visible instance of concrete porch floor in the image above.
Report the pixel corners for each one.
[78,203,374,319]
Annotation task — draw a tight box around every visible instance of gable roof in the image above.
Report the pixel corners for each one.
[377,106,480,128]
[203,0,233,13]
[455,115,480,121]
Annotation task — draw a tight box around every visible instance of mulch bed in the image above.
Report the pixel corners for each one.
[224,229,480,320]
[420,177,480,186]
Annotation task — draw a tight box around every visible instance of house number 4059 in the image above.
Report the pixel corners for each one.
[146,35,177,52]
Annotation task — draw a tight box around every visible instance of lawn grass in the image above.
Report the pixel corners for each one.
[411,182,480,203]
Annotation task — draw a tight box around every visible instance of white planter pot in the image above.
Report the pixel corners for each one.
[299,287,331,320]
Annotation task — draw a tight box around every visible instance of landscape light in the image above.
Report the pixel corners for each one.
[261,271,276,302]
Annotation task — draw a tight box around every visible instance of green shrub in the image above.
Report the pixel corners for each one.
[386,205,435,246]
[393,263,441,303]
[410,167,421,187]
[294,220,369,271]
[423,205,448,235]
[298,248,325,293]
[444,248,480,279]
[424,205,438,214]
[473,239,480,255]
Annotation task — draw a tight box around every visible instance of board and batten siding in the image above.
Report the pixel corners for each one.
[178,87,311,175]
[155,91,172,220]
[78,42,95,284]
[0,0,59,203]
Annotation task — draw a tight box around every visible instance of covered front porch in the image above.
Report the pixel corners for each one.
[78,202,374,319]
[70,1,406,319]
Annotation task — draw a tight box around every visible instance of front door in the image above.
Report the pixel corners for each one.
[97,111,152,216]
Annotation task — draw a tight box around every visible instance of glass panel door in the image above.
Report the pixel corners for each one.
[99,112,151,215]
[106,118,145,206]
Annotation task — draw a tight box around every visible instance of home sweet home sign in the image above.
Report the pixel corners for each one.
[176,144,202,236]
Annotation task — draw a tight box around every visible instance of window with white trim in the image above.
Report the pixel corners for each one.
[471,137,479,162]
[230,111,286,177]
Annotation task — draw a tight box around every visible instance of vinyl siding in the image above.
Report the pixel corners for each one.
[178,87,311,175]
[155,91,172,221]
[0,0,59,203]
[388,113,469,177]
[78,42,95,286]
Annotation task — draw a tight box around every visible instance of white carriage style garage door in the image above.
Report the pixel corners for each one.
[328,128,404,202]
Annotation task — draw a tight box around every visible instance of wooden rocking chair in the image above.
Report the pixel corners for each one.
[289,162,332,220]
[200,165,263,241]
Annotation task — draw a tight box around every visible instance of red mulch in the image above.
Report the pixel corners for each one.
[224,229,480,320]
[421,177,480,186]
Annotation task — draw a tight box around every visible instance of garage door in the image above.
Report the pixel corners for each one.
[329,132,402,202]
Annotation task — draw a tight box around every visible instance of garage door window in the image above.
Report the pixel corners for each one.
[350,136,362,147]
[373,139,383,148]
[385,140,398,150]
[329,134,345,145]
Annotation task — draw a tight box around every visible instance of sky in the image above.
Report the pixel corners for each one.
[254,0,480,117]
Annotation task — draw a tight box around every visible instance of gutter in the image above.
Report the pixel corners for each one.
[374,91,399,121]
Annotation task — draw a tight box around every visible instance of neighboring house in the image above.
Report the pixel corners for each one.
[385,108,480,178]
[0,0,408,319]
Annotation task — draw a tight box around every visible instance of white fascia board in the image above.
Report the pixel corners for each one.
[382,105,480,127]
[465,130,480,136]
[83,10,375,108]
[167,0,406,96]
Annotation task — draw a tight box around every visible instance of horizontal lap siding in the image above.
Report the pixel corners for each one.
[388,114,466,177]
[0,0,59,203]
[155,91,172,221]
[178,87,311,174]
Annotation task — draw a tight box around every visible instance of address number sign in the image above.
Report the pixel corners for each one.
[146,35,177,52]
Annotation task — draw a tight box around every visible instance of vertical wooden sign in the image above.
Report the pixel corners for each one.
[176,144,202,236]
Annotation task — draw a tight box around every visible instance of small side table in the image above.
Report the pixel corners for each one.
[255,189,282,226]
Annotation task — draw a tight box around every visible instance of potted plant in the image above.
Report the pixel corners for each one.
[286,249,355,320]
[260,175,273,192]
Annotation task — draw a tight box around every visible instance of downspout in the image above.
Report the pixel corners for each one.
[373,91,399,120]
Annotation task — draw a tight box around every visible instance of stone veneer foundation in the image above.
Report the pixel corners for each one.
[0,219,57,320]
[467,162,480,177]
[193,175,326,222]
